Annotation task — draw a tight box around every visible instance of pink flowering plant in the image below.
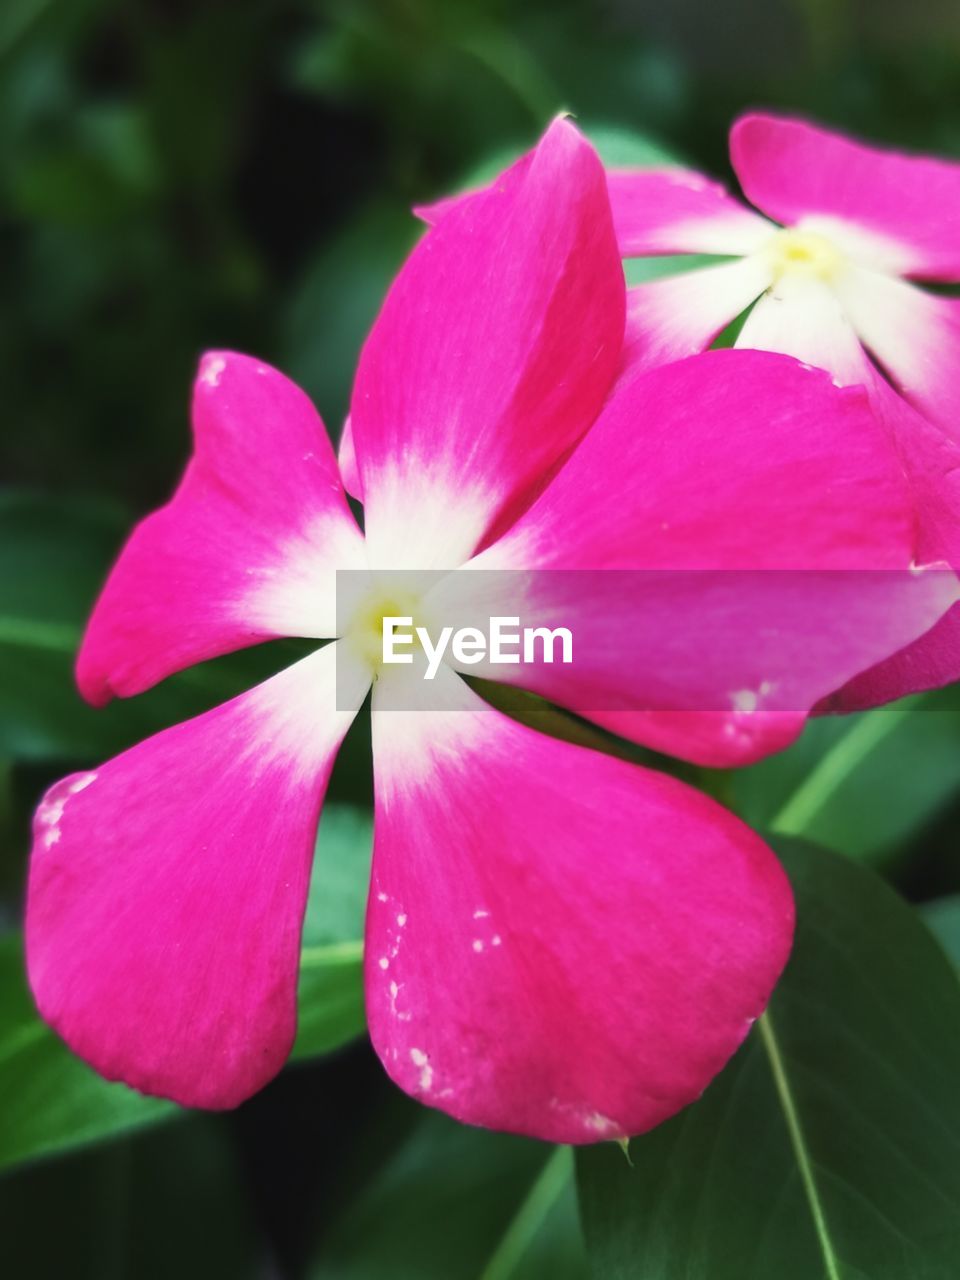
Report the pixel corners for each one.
[5,112,960,1277]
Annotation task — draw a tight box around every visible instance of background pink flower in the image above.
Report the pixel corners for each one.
[605,114,960,711]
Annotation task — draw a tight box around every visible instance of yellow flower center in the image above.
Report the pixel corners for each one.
[344,586,425,673]
[765,228,845,284]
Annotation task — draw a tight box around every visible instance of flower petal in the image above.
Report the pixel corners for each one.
[457,350,957,764]
[823,382,960,708]
[412,151,528,228]
[27,643,369,1108]
[734,272,868,382]
[624,256,771,372]
[77,352,365,705]
[365,665,793,1142]
[735,282,960,571]
[832,267,960,443]
[827,606,960,712]
[351,118,625,569]
[416,160,774,258]
[734,274,960,707]
[730,113,960,280]
[605,167,774,257]
[338,413,362,501]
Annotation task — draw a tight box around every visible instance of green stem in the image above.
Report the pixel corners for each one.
[478,1146,572,1280]
[771,700,913,835]
[758,1012,841,1280]
[0,618,79,652]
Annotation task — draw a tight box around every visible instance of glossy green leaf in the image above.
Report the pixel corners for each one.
[293,803,373,1060]
[585,121,683,169]
[577,840,960,1280]
[0,932,177,1173]
[736,686,960,863]
[923,896,960,969]
[0,1118,262,1278]
[281,200,416,430]
[309,1104,586,1280]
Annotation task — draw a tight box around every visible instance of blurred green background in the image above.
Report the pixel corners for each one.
[3,1,960,1276]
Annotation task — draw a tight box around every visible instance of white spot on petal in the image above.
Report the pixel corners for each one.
[409,1047,433,1090]
[583,1111,622,1136]
[731,689,759,715]
[200,355,226,387]
[36,772,97,851]
[378,956,390,970]
[472,939,484,953]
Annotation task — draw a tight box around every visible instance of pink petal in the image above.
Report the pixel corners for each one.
[27,643,369,1108]
[605,167,774,257]
[624,256,771,373]
[420,164,772,260]
[414,191,469,225]
[413,151,528,228]
[734,274,960,706]
[824,381,960,709]
[730,113,960,280]
[365,665,793,1142]
[735,272,867,382]
[734,282,960,571]
[833,267,960,444]
[338,414,362,501]
[351,118,625,569]
[458,350,957,765]
[733,234,960,452]
[827,606,960,712]
[77,352,365,705]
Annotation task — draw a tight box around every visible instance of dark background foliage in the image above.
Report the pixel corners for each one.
[2,2,960,1276]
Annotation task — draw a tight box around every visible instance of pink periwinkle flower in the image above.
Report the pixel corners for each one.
[554,113,960,710]
[25,121,956,1141]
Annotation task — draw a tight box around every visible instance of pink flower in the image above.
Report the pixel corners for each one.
[529,112,960,711]
[25,122,955,1142]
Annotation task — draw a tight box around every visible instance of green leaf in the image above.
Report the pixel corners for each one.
[577,840,960,1280]
[293,803,372,1060]
[0,1118,262,1278]
[309,1105,586,1280]
[923,896,960,969]
[0,932,176,1173]
[583,120,683,169]
[293,940,366,1061]
[737,687,960,863]
[0,0,53,59]
[282,201,416,430]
